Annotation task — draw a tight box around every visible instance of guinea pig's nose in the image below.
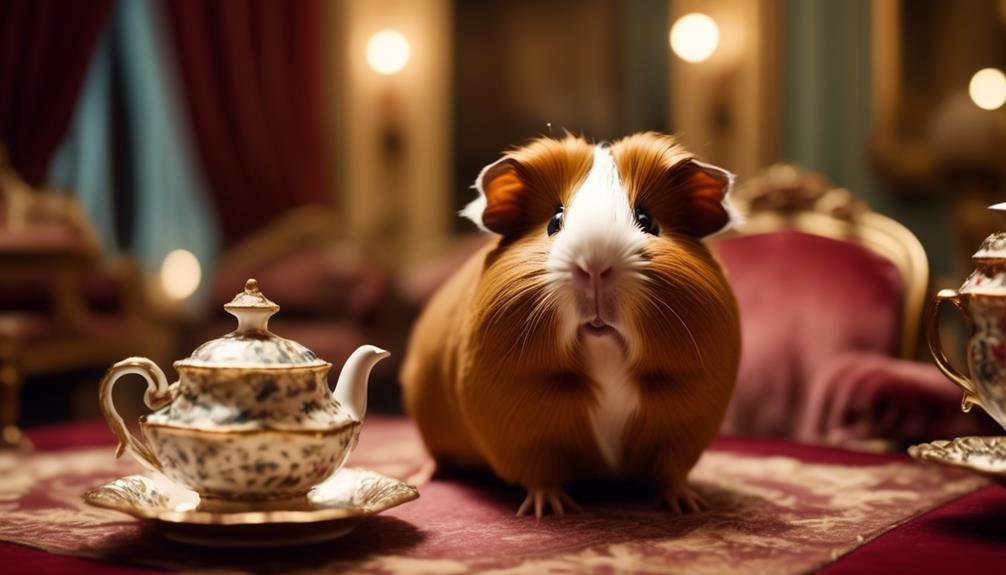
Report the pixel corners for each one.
[574,262,613,283]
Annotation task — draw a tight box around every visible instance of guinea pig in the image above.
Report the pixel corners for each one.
[401,132,741,518]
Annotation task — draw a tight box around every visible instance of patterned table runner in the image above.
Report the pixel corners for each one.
[0,418,988,574]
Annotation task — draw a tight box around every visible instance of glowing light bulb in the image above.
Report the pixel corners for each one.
[160,249,201,300]
[670,13,719,63]
[969,68,1006,111]
[366,29,411,75]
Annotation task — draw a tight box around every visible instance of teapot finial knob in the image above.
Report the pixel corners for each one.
[224,278,280,333]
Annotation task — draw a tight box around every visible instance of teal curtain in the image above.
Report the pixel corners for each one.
[48,0,219,309]
[781,0,876,204]
[779,0,956,276]
[47,29,116,254]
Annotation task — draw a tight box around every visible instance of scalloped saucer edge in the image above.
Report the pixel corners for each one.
[908,436,1006,486]
[83,466,419,547]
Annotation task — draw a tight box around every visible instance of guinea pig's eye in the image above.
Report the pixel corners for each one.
[634,206,659,235]
[547,206,564,236]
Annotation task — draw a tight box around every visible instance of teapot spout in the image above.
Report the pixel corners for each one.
[333,345,390,421]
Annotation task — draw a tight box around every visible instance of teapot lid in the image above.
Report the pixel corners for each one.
[178,279,327,368]
[973,231,1006,261]
[961,204,1006,294]
[970,203,1006,261]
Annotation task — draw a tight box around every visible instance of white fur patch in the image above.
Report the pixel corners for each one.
[459,157,508,232]
[459,195,487,231]
[583,332,639,472]
[558,147,642,263]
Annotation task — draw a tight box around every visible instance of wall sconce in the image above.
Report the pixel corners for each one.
[366,29,411,76]
[363,28,411,250]
[160,249,201,300]
[669,13,720,64]
[969,67,1006,111]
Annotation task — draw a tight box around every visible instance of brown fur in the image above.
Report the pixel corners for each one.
[401,132,741,498]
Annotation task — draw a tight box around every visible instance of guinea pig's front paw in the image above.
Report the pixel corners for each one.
[516,487,582,519]
[661,485,706,515]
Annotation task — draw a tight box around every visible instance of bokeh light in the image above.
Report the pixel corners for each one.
[968,68,1006,111]
[670,13,720,64]
[366,29,411,76]
[160,249,202,300]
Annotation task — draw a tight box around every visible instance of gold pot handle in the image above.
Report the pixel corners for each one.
[98,357,173,472]
[927,289,985,412]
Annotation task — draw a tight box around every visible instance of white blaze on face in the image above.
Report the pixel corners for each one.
[546,145,648,344]
[553,146,642,273]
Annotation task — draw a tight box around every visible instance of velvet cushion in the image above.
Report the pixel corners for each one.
[713,230,904,439]
[798,350,1000,443]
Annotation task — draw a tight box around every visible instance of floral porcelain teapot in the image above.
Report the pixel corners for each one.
[99,279,389,500]
[927,204,1006,431]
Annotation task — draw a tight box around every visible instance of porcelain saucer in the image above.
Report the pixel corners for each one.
[908,436,1006,485]
[84,467,419,547]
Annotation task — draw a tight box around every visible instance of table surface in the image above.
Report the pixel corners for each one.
[4,421,1006,574]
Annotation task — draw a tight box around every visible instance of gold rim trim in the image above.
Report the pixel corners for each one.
[957,290,1006,300]
[173,361,332,372]
[140,419,359,437]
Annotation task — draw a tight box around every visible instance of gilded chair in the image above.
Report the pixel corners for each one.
[0,145,167,448]
[710,164,996,445]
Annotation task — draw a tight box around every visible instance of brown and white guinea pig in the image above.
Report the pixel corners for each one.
[401,132,741,518]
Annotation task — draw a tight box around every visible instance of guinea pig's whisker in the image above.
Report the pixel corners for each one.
[501,294,552,361]
[543,269,573,285]
[640,286,703,366]
[484,272,559,361]
[516,290,559,359]
[484,279,546,333]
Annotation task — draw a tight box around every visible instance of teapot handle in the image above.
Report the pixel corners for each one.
[926,289,986,413]
[98,357,174,472]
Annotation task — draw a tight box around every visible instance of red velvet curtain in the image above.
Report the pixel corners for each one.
[0,0,112,186]
[163,0,330,245]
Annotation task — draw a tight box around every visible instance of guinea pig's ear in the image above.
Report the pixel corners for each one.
[460,157,529,235]
[668,159,742,238]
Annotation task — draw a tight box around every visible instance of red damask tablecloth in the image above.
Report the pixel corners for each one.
[2,418,1005,574]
